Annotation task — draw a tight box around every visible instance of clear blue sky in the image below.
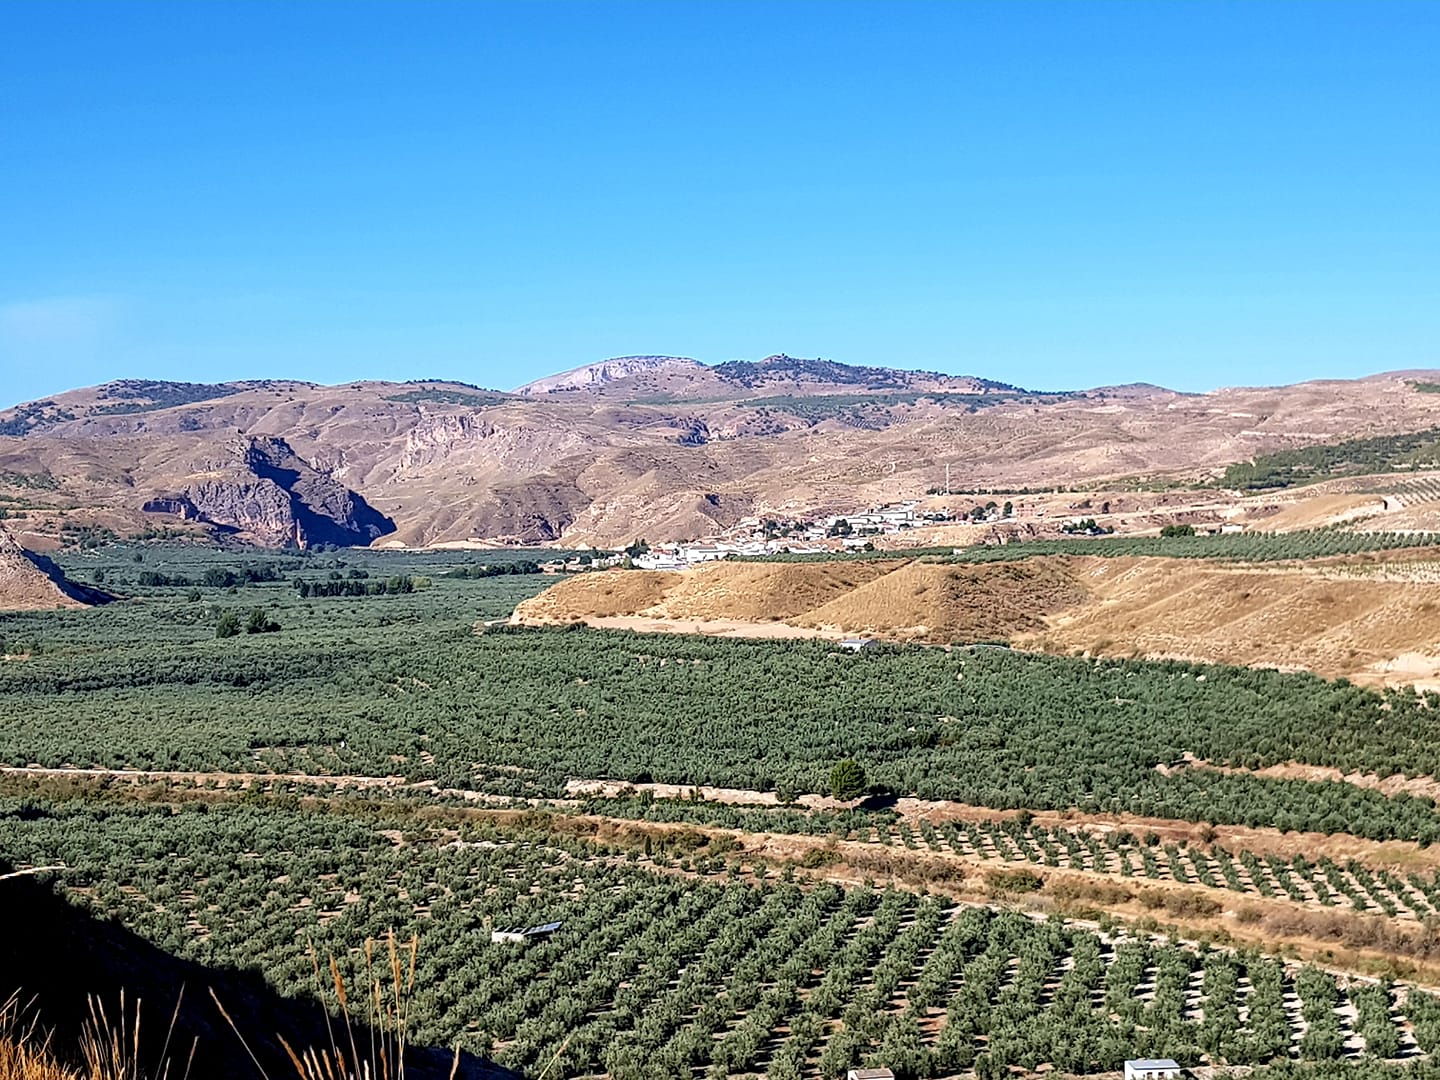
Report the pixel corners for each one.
[2,0,1436,407]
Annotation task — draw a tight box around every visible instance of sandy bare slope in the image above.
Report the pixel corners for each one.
[0,524,103,610]
[513,553,1440,686]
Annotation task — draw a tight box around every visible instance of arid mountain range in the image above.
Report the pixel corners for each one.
[3,355,1440,549]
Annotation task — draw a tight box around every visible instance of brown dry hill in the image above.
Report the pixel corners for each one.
[513,560,903,623]
[796,559,1087,640]
[1039,553,1440,686]
[514,552,1440,685]
[513,558,1088,641]
[0,524,106,610]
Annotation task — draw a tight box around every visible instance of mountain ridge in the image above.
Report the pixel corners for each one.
[4,359,1440,549]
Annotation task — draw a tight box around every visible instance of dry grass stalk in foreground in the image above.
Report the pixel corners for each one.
[1,993,71,1080]
[78,993,193,1080]
[213,932,458,1080]
[0,991,193,1080]
[0,1034,74,1080]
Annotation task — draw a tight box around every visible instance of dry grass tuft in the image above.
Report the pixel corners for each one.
[2,930,456,1080]
[1,993,74,1080]
[214,931,458,1080]
[0,991,191,1080]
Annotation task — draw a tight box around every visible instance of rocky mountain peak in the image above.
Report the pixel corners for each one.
[514,356,703,395]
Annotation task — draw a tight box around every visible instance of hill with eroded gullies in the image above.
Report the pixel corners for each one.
[5,358,1440,549]
[512,551,1440,686]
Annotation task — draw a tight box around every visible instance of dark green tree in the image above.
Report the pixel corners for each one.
[216,611,241,638]
[829,758,867,801]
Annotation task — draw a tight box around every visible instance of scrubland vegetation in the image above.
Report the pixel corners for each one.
[1214,429,1440,491]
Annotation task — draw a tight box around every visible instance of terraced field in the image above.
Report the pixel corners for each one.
[9,542,1440,1079]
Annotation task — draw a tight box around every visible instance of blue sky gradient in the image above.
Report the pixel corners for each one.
[1,0,1436,406]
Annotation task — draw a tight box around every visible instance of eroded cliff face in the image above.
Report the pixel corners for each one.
[149,437,397,548]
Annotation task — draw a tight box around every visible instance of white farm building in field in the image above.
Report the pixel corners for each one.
[1124,1060,1181,1080]
[489,920,562,944]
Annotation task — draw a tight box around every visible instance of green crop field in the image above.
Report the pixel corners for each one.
[9,541,1440,1078]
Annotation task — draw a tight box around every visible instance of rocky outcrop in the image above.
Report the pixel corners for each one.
[146,437,396,548]
[514,356,702,395]
[0,525,109,610]
[673,417,710,446]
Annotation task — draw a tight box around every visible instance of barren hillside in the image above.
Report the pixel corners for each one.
[0,524,106,610]
[1042,553,1440,686]
[514,552,1440,686]
[512,558,1091,642]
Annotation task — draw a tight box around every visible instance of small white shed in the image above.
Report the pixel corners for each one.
[1124,1060,1181,1080]
[489,920,562,945]
[846,1069,896,1080]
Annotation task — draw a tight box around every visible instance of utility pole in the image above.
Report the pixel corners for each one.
[945,463,951,496]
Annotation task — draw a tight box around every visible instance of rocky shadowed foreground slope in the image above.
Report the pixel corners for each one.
[0,524,108,610]
[0,864,512,1080]
[4,358,1440,548]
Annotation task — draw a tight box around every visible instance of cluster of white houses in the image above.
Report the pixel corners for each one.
[632,540,825,570]
[627,503,935,570]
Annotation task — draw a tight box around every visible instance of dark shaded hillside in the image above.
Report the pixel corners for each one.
[0,864,515,1080]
